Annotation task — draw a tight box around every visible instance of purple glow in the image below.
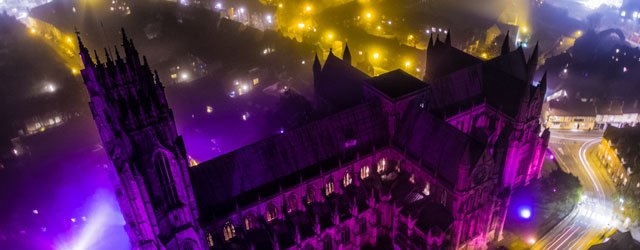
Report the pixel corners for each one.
[519,207,532,219]
[549,154,555,160]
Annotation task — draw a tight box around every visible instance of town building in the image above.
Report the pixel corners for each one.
[77,30,549,249]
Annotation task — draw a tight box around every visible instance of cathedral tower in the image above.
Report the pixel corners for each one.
[77,29,203,250]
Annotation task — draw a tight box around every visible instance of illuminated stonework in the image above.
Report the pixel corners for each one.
[80,31,548,249]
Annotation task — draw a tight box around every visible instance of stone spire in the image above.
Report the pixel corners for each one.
[343,43,351,66]
[75,27,93,68]
[527,41,539,78]
[444,29,451,46]
[313,52,322,86]
[501,30,511,55]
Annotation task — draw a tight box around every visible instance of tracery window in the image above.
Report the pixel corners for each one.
[223,221,235,241]
[266,204,278,222]
[360,165,370,179]
[306,186,315,204]
[325,177,335,195]
[377,158,386,173]
[343,171,353,187]
[287,194,297,212]
[244,213,256,231]
[153,151,179,207]
[423,182,431,196]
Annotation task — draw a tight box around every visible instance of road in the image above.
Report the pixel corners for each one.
[533,129,617,250]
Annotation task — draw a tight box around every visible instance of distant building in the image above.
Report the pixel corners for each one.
[545,99,596,130]
[595,100,640,129]
[598,126,640,206]
[78,30,549,249]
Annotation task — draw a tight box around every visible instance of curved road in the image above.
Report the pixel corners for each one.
[533,130,616,250]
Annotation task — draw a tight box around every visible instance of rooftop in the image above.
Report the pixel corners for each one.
[366,69,426,100]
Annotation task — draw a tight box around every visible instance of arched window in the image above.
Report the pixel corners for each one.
[244,213,256,231]
[287,194,297,213]
[323,236,333,250]
[223,221,235,241]
[206,232,215,247]
[266,204,278,222]
[360,165,370,179]
[377,158,386,174]
[153,151,179,207]
[423,182,430,196]
[306,186,315,204]
[343,171,353,187]
[325,177,335,196]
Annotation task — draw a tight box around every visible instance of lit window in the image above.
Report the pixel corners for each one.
[343,171,353,187]
[266,204,278,222]
[360,166,370,179]
[306,186,315,204]
[223,221,235,241]
[423,182,430,196]
[206,232,215,247]
[325,177,335,195]
[377,158,386,173]
[244,214,255,231]
[287,195,297,212]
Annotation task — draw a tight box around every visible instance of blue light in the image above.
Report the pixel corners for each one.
[519,207,532,219]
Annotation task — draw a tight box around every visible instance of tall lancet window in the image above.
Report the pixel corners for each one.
[360,165,370,179]
[343,171,353,187]
[153,151,179,207]
[223,221,235,241]
[325,177,335,195]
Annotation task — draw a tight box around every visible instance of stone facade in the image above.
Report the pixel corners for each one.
[77,30,204,249]
[79,31,549,250]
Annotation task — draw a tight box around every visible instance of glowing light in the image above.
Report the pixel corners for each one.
[44,83,57,93]
[32,209,39,215]
[327,33,333,39]
[206,106,213,114]
[527,238,536,245]
[278,3,283,8]
[238,7,245,14]
[297,22,305,29]
[214,2,222,9]
[30,28,36,34]
[180,72,190,80]
[66,37,72,43]
[365,12,372,19]
[304,5,312,12]
[549,154,555,160]
[481,53,488,59]
[519,207,532,219]
[71,68,78,75]
[521,26,528,33]
[404,61,411,67]
[372,53,380,60]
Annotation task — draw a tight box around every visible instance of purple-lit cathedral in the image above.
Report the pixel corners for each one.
[78,30,549,250]
[76,30,203,249]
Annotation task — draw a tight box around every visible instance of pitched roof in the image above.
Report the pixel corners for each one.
[427,50,536,119]
[393,102,485,187]
[365,69,426,100]
[316,52,370,109]
[426,43,482,80]
[189,103,389,222]
[549,99,596,117]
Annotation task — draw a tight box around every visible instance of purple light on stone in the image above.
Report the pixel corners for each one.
[549,154,555,160]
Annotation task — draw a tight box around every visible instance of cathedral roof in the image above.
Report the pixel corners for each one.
[189,102,389,223]
[315,51,371,110]
[393,102,485,187]
[365,69,426,100]
[426,42,482,80]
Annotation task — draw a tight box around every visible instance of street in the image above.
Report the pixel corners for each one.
[533,129,617,250]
